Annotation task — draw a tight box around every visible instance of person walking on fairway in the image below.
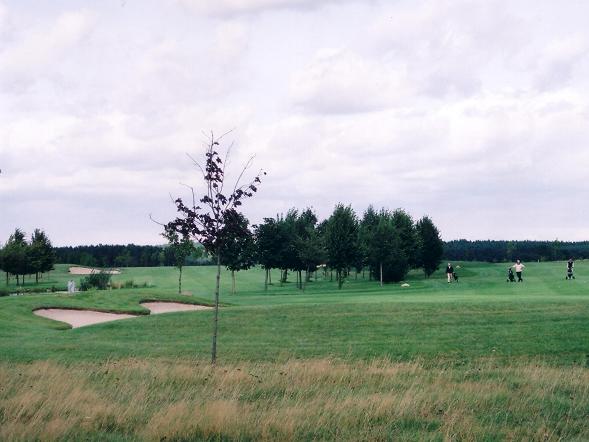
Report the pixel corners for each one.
[446,263,454,283]
[566,258,575,280]
[512,259,525,282]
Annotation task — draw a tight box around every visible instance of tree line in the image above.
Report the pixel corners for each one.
[444,240,589,263]
[1,206,444,291]
[0,229,56,285]
[44,238,588,271]
[53,244,211,268]
[215,204,444,293]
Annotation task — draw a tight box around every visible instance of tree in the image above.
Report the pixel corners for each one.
[391,209,418,268]
[29,229,55,283]
[416,216,443,278]
[359,205,379,280]
[294,208,325,290]
[164,132,264,364]
[256,218,282,290]
[219,210,256,294]
[162,227,196,294]
[2,229,28,285]
[366,210,409,285]
[276,210,299,285]
[325,204,359,289]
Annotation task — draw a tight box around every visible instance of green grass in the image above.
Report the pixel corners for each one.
[2,261,589,440]
[1,261,589,364]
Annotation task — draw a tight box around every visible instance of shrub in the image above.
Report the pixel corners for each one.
[79,271,111,291]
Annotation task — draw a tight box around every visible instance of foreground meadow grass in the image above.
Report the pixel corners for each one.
[1,261,589,439]
[2,358,589,441]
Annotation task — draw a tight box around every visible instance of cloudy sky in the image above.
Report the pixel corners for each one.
[1,0,588,246]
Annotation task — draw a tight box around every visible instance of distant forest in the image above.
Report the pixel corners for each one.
[54,244,212,268]
[53,240,589,268]
[444,240,589,263]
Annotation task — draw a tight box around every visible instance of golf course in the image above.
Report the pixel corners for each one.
[1,261,588,440]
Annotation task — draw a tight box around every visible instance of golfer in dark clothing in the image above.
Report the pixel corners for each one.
[446,263,454,283]
[566,258,575,280]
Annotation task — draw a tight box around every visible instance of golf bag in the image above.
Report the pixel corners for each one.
[507,268,515,282]
[452,272,459,282]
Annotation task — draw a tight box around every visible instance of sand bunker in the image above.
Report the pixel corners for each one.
[34,302,212,328]
[141,302,213,314]
[34,309,137,328]
[69,267,121,275]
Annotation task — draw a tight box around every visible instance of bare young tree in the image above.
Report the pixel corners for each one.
[165,132,264,364]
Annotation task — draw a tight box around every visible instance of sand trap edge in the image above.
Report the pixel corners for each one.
[33,301,214,329]
[33,308,142,329]
[140,301,214,314]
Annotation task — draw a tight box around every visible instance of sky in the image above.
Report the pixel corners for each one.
[1,0,588,246]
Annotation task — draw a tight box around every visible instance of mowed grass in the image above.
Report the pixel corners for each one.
[2,261,589,440]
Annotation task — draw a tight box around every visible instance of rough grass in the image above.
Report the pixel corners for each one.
[1,357,589,441]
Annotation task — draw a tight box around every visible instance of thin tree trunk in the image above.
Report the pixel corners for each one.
[298,270,302,289]
[16,275,19,285]
[231,270,235,294]
[35,272,39,284]
[380,262,383,287]
[211,251,221,365]
[304,265,310,291]
[269,269,272,285]
[264,268,268,291]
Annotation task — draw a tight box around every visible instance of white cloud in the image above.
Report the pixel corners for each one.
[177,0,354,17]
[290,49,413,114]
[0,10,95,87]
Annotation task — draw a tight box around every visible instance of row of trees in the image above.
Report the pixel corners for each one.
[0,229,56,285]
[444,240,589,262]
[54,244,211,268]
[49,238,586,271]
[159,204,445,295]
[252,205,443,290]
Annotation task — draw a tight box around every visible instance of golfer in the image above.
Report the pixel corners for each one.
[566,258,575,280]
[446,263,454,283]
[512,259,525,282]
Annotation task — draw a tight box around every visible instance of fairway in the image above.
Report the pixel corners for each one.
[1,261,589,363]
[2,262,589,440]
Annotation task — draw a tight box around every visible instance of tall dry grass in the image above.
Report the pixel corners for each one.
[1,358,588,441]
